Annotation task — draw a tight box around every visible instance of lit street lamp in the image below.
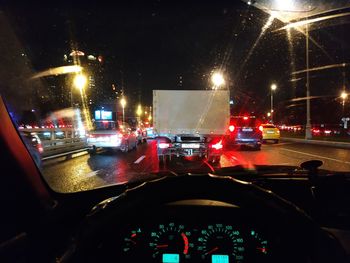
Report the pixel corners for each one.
[341,91,348,100]
[73,74,87,91]
[270,83,277,123]
[136,104,142,117]
[211,72,225,89]
[120,97,126,123]
[136,104,142,125]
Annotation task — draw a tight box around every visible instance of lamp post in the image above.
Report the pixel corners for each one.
[120,97,126,123]
[341,91,348,116]
[305,23,312,139]
[270,84,277,123]
[136,104,142,125]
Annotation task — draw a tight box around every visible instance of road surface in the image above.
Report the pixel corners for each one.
[41,140,350,193]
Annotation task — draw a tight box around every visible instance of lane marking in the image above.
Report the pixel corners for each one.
[272,142,294,146]
[134,155,146,164]
[280,148,350,165]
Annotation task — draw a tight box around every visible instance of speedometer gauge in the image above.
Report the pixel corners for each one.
[197,224,244,263]
[149,222,193,261]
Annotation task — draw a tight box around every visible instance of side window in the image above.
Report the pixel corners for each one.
[54,131,66,140]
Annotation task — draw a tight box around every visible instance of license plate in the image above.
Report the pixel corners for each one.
[267,131,275,134]
[181,143,200,148]
[96,137,109,142]
[186,149,193,155]
[242,128,253,132]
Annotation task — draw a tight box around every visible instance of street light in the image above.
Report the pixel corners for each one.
[270,84,277,123]
[120,97,126,123]
[341,91,348,116]
[211,72,225,89]
[136,104,142,116]
[73,74,87,91]
[341,91,348,100]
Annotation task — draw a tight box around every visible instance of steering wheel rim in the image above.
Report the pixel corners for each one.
[67,174,346,263]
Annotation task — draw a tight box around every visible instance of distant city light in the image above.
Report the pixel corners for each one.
[69,50,85,56]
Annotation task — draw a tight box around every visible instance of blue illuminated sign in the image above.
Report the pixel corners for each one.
[95,110,101,120]
[95,110,112,120]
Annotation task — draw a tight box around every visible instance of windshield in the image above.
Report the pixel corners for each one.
[93,121,118,131]
[262,125,275,128]
[1,1,350,193]
[231,117,259,127]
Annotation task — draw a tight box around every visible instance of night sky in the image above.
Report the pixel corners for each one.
[1,1,350,123]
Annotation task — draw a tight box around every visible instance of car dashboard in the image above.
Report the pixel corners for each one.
[86,200,295,263]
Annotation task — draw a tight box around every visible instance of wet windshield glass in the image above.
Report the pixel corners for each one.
[1,1,350,193]
[93,121,118,131]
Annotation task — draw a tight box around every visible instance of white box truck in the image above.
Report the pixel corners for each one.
[153,90,230,163]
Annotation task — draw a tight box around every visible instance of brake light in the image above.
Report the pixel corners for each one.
[259,125,263,132]
[211,140,223,150]
[229,125,235,132]
[159,143,171,149]
[37,144,44,153]
[243,116,249,120]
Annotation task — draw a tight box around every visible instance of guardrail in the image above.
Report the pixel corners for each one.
[20,127,88,160]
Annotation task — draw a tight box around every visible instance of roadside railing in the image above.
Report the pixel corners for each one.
[19,127,88,160]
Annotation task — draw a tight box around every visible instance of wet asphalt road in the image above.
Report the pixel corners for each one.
[41,140,350,193]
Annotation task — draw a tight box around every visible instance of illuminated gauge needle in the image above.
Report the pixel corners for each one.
[205,246,219,255]
[156,244,169,248]
[125,238,136,245]
[257,247,267,253]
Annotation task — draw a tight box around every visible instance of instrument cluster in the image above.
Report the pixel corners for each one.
[112,221,273,262]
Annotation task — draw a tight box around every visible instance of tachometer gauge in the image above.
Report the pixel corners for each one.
[149,222,193,262]
[246,229,269,262]
[123,227,143,253]
[197,224,244,263]
[121,227,148,261]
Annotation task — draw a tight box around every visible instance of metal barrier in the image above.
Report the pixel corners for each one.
[20,127,88,159]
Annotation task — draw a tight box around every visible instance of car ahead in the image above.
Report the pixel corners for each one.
[225,116,263,150]
[261,124,280,143]
[145,126,157,139]
[87,120,137,153]
[135,126,147,144]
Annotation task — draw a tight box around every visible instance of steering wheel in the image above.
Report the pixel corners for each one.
[65,174,347,262]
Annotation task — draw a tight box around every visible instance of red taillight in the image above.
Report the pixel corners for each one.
[37,144,44,153]
[159,143,171,149]
[211,140,223,150]
[259,125,263,132]
[243,116,249,120]
[229,125,235,132]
